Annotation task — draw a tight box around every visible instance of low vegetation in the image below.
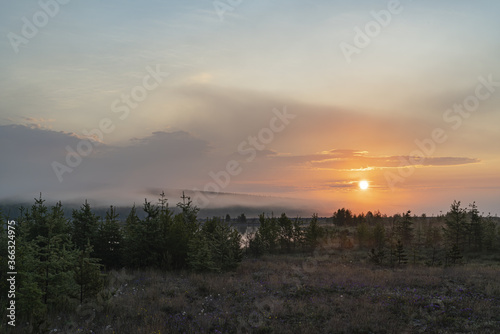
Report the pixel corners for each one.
[2,255,500,333]
[1,194,499,333]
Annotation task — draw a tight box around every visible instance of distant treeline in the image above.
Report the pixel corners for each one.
[1,193,499,328]
[0,202,307,222]
[246,202,499,265]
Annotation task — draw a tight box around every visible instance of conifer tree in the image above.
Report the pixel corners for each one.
[356,220,369,249]
[20,198,79,311]
[15,229,46,324]
[368,247,385,265]
[483,215,497,251]
[412,222,425,264]
[123,205,144,268]
[278,213,294,253]
[446,244,463,265]
[425,224,443,266]
[209,219,242,271]
[395,239,408,265]
[373,210,383,224]
[168,193,199,269]
[40,202,78,306]
[156,192,174,268]
[141,198,163,267]
[333,208,353,226]
[3,207,45,324]
[24,194,50,241]
[258,213,280,253]
[237,213,247,224]
[365,211,374,226]
[443,201,468,253]
[248,214,277,254]
[397,210,414,247]
[386,217,398,267]
[373,221,386,250]
[71,200,100,252]
[248,229,265,257]
[95,205,123,269]
[368,221,387,265]
[187,232,217,272]
[74,244,104,303]
[355,212,366,226]
[305,214,324,251]
[188,217,242,272]
[124,194,179,269]
[468,202,483,251]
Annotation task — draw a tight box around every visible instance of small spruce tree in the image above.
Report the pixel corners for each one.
[395,239,408,265]
[95,205,123,269]
[305,214,324,251]
[71,200,100,252]
[74,244,104,303]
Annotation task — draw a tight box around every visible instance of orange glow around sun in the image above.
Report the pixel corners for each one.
[359,180,369,190]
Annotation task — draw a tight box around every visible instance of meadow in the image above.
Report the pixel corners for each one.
[2,198,499,333]
[12,250,500,334]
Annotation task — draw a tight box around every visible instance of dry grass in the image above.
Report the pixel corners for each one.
[6,254,500,334]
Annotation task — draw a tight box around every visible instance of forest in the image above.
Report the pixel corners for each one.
[1,193,499,333]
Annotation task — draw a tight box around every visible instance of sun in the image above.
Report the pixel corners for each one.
[359,180,369,190]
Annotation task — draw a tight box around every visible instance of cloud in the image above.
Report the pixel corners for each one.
[160,84,450,158]
[21,117,56,129]
[0,124,318,213]
[269,150,480,171]
[0,112,487,217]
[0,125,84,198]
[0,124,212,203]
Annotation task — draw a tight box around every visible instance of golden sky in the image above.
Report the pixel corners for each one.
[1,0,499,216]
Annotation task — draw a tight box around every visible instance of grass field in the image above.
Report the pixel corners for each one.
[13,249,499,334]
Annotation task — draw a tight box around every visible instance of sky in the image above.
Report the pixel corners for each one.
[1,0,499,216]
